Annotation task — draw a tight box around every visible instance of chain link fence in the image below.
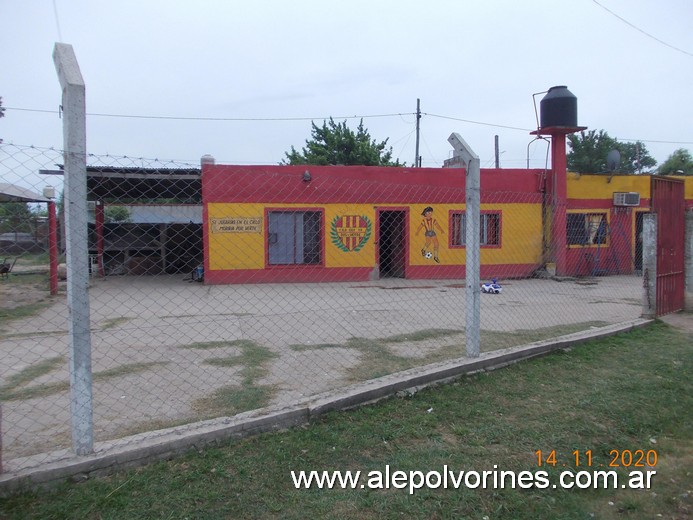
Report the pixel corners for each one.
[0,142,643,469]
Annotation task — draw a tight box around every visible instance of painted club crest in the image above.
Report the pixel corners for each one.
[330,215,372,252]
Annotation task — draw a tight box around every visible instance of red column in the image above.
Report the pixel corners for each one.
[551,133,568,276]
[48,200,59,295]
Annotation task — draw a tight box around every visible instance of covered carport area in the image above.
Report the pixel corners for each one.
[0,183,59,294]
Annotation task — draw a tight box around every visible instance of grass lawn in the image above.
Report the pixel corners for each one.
[0,321,691,519]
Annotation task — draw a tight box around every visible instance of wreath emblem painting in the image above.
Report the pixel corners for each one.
[330,215,372,252]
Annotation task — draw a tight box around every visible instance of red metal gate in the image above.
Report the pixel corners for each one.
[650,177,685,316]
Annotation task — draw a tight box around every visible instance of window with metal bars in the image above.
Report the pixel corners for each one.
[267,210,322,265]
[450,211,501,247]
[566,212,608,246]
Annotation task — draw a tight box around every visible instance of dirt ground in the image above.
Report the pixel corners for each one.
[0,280,49,310]
[0,273,689,467]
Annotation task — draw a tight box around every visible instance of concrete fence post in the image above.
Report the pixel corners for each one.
[53,43,94,455]
[685,210,693,312]
[465,154,481,358]
[642,213,657,319]
[448,133,481,358]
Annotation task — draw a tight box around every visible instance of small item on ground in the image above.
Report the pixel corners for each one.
[481,278,503,294]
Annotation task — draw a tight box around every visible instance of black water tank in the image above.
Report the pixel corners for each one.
[540,86,578,128]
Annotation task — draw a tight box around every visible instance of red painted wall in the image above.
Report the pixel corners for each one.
[202,164,544,205]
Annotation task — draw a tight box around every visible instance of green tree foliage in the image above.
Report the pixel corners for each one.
[0,202,33,233]
[567,129,656,174]
[105,206,131,223]
[283,118,403,166]
[658,148,693,175]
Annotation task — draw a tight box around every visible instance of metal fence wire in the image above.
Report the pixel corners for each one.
[0,142,643,468]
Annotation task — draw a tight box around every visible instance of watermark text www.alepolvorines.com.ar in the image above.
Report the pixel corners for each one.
[290,465,657,495]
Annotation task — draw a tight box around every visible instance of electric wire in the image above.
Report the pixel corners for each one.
[5,106,692,147]
[52,0,63,42]
[4,106,412,123]
[423,113,532,132]
[591,0,693,58]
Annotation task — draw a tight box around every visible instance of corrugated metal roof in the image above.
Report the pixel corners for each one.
[0,183,50,202]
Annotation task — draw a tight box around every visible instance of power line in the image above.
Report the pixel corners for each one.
[52,0,63,42]
[617,137,693,146]
[591,0,693,58]
[5,106,413,122]
[6,105,692,147]
[423,112,532,132]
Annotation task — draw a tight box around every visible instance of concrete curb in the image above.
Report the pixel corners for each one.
[0,318,652,495]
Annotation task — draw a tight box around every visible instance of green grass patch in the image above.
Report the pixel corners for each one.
[0,330,66,340]
[291,323,610,382]
[193,385,277,418]
[381,328,463,343]
[480,320,609,351]
[0,361,169,401]
[0,301,54,326]
[99,317,133,330]
[193,340,279,417]
[93,362,169,381]
[1,321,689,519]
[0,356,65,400]
[13,253,63,266]
[0,273,55,333]
[0,273,47,286]
[164,313,251,319]
[183,339,257,350]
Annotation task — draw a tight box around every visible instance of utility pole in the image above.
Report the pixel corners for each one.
[415,98,421,167]
[494,135,500,168]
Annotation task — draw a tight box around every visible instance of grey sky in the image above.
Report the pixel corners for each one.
[1,0,692,183]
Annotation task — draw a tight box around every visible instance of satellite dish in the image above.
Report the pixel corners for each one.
[606,149,621,172]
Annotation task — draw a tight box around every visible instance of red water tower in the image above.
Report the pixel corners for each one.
[531,86,586,276]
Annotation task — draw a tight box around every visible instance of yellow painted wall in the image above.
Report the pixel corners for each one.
[566,173,651,199]
[207,203,267,270]
[208,201,544,271]
[408,203,543,266]
[680,176,693,200]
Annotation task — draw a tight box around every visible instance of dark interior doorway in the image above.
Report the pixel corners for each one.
[378,210,406,278]
[634,212,644,273]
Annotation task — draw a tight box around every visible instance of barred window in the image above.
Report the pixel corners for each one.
[268,210,322,265]
[450,211,501,247]
[567,213,607,245]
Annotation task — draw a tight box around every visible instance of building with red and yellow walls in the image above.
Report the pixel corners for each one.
[201,161,692,285]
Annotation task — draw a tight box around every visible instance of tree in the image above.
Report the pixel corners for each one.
[0,202,33,234]
[616,141,657,174]
[567,129,656,174]
[105,206,131,223]
[658,148,693,175]
[283,118,403,166]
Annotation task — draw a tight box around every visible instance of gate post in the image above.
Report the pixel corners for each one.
[642,213,657,319]
[685,210,693,312]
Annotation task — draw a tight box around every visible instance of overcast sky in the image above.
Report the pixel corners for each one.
[2,0,692,186]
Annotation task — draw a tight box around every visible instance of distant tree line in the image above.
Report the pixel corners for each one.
[567,129,692,175]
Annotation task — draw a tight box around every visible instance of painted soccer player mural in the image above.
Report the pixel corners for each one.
[416,206,444,263]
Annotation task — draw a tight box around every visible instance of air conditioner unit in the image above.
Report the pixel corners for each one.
[613,192,640,207]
